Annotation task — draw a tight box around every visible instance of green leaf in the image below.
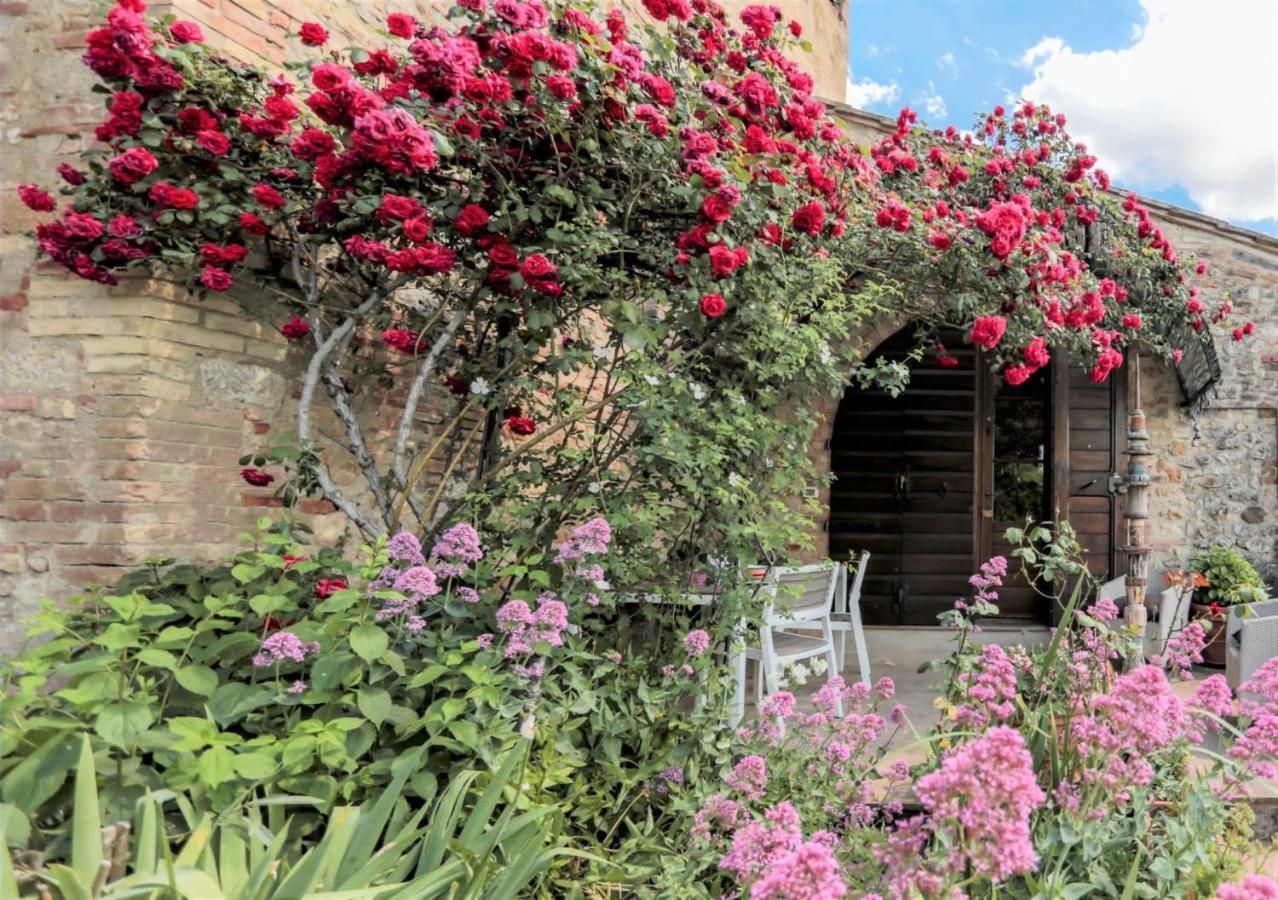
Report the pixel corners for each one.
[233,752,277,781]
[94,701,155,749]
[71,736,102,886]
[175,665,219,696]
[2,803,30,849]
[231,563,266,583]
[207,683,273,725]
[357,687,392,726]
[350,624,388,662]
[197,747,237,787]
[447,720,479,746]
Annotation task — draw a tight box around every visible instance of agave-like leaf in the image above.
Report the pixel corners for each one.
[71,735,103,888]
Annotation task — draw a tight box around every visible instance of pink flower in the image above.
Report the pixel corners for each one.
[253,630,320,666]
[749,842,847,899]
[725,755,768,801]
[1217,875,1278,899]
[914,726,1044,880]
[555,516,612,562]
[683,629,711,657]
[199,266,233,292]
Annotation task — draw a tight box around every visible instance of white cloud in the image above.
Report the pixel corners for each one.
[938,51,958,75]
[1016,0,1278,223]
[920,81,948,119]
[845,77,900,109]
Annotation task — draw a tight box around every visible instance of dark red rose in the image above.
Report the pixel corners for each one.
[790,201,826,236]
[199,266,233,291]
[17,185,54,212]
[299,22,329,45]
[169,20,204,43]
[195,130,231,155]
[108,147,158,184]
[488,241,518,269]
[280,316,310,341]
[252,184,286,210]
[700,193,733,223]
[56,164,86,186]
[201,243,248,265]
[506,415,536,436]
[453,204,490,237]
[239,212,270,235]
[166,188,200,209]
[315,577,348,598]
[699,293,727,318]
[403,216,433,243]
[241,467,275,486]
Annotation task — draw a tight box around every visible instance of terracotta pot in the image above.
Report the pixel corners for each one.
[1191,602,1227,667]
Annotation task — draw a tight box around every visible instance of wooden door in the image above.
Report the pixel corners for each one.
[830,326,978,625]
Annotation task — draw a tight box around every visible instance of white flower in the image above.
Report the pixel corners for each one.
[728,472,744,489]
[811,657,828,675]
[819,343,833,365]
[690,382,707,401]
[643,374,660,386]
[588,481,601,494]
[469,377,491,396]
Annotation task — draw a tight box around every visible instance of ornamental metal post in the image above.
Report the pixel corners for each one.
[1121,354,1154,670]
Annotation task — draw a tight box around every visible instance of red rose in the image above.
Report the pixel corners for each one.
[199,266,233,292]
[108,146,158,184]
[108,215,140,238]
[169,20,204,43]
[969,315,1007,350]
[487,241,519,271]
[280,316,310,341]
[167,188,200,209]
[57,164,86,186]
[403,216,433,243]
[790,201,826,236]
[708,244,748,278]
[196,130,231,155]
[299,22,329,45]
[546,75,577,100]
[63,212,104,240]
[239,212,270,235]
[379,194,420,221]
[315,577,348,598]
[519,253,557,281]
[291,127,335,161]
[1003,364,1032,386]
[700,193,733,223]
[1121,314,1142,330]
[927,229,951,251]
[1022,336,1051,368]
[382,328,419,352]
[936,354,960,368]
[453,204,490,237]
[201,243,248,265]
[975,201,1028,260]
[699,293,727,318]
[506,415,536,436]
[282,554,306,568]
[17,184,54,212]
[241,467,275,486]
[387,12,417,38]
[252,184,286,210]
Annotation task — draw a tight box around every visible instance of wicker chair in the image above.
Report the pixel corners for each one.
[1096,575,1192,659]
[1226,600,1278,696]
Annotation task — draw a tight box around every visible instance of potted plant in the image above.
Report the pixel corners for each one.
[1187,546,1266,666]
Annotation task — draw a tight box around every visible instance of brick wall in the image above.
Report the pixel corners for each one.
[0,0,849,650]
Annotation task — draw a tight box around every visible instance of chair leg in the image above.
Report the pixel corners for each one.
[851,603,871,687]
[759,629,785,736]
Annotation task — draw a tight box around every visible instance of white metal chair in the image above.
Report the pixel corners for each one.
[830,551,872,686]
[743,563,844,720]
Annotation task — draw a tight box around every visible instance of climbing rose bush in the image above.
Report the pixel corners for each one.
[15,0,1246,575]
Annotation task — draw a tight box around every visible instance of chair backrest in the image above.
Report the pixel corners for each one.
[847,551,870,606]
[1097,576,1125,603]
[765,563,839,623]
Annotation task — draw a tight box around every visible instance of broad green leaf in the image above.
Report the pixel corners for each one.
[357,687,392,726]
[175,664,219,696]
[197,747,237,787]
[350,624,388,662]
[94,701,155,749]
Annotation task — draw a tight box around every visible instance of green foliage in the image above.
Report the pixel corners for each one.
[1191,545,1266,605]
[7,734,569,899]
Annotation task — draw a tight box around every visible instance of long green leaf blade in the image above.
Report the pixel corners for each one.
[71,735,103,887]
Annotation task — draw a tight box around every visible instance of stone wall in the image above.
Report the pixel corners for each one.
[0,0,849,649]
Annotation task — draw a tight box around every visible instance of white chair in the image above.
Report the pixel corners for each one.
[830,551,872,686]
[743,564,844,721]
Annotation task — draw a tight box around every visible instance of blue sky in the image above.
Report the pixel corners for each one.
[844,0,1278,237]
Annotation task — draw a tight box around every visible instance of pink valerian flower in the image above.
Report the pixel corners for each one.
[456,586,480,604]
[914,725,1045,881]
[554,515,612,562]
[1190,674,1234,727]
[393,566,440,599]
[759,691,795,720]
[748,841,847,900]
[683,628,711,657]
[954,643,1018,727]
[287,679,306,695]
[1086,596,1119,622]
[1240,657,1278,706]
[1218,875,1278,899]
[692,793,741,842]
[253,631,320,667]
[725,754,768,801]
[430,522,483,577]
[1150,621,1206,679]
[496,592,570,658]
[719,802,803,888]
[386,531,426,565]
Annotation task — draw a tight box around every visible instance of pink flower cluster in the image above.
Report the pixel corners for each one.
[913,725,1045,881]
[430,522,483,578]
[495,591,570,657]
[953,643,1018,727]
[252,630,320,667]
[718,801,847,899]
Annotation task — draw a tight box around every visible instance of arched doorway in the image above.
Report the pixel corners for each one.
[829,323,1123,626]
